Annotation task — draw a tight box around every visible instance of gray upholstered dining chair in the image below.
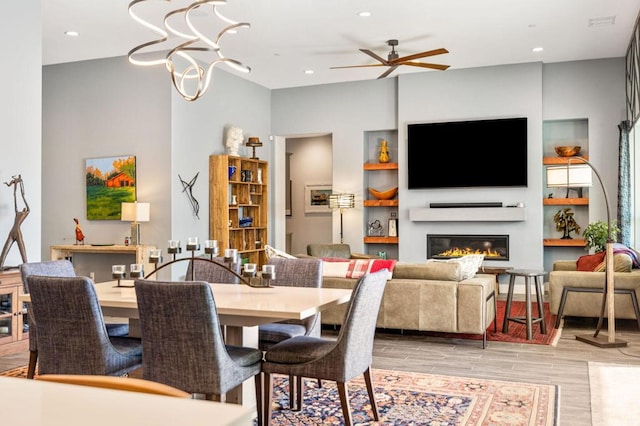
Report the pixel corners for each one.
[261,269,388,426]
[20,260,129,379]
[26,275,142,376]
[185,256,241,284]
[133,279,263,421]
[258,257,323,351]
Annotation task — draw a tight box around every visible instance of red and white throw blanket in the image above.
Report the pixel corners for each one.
[321,258,397,279]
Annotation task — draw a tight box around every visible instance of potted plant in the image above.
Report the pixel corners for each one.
[582,220,619,253]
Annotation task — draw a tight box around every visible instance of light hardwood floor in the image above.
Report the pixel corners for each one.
[2,313,640,425]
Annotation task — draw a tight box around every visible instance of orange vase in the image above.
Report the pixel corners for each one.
[378,140,390,163]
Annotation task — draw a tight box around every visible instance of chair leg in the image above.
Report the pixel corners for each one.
[254,374,263,426]
[27,350,38,379]
[295,376,303,412]
[336,381,353,426]
[363,367,379,421]
[263,373,274,426]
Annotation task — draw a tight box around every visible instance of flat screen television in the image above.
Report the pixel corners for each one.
[407,117,528,189]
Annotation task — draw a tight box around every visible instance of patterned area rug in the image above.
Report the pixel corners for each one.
[265,369,557,425]
[589,362,640,425]
[423,300,561,346]
[2,366,558,425]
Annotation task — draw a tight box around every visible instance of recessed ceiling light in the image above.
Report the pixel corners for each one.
[65,31,79,37]
[588,16,616,27]
[304,70,314,75]
[532,47,544,53]
[357,11,371,17]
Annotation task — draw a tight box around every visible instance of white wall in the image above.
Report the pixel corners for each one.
[286,135,332,255]
[0,3,41,268]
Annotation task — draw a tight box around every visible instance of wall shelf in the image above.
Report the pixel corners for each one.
[409,207,526,222]
[363,162,398,170]
[364,236,398,244]
[364,200,398,207]
[543,238,586,247]
[543,198,589,206]
[543,156,589,165]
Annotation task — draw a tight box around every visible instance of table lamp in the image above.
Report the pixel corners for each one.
[246,137,263,159]
[121,202,150,246]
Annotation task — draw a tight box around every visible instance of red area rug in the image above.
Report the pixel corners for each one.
[424,300,561,346]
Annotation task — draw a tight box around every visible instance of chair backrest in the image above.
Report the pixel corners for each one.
[134,279,240,395]
[20,260,76,292]
[185,256,240,284]
[27,275,136,376]
[19,260,77,351]
[267,257,323,335]
[334,269,388,380]
[37,374,190,397]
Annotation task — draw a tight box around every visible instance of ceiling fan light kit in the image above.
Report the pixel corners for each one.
[332,39,450,79]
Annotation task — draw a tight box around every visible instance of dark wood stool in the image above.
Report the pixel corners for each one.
[502,269,547,340]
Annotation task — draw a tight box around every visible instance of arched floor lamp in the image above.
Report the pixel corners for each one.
[547,157,627,347]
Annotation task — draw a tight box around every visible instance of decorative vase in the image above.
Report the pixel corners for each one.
[378,140,390,163]
[231,195,237,205]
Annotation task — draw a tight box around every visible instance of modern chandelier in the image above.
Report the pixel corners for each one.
[128,0,251,102]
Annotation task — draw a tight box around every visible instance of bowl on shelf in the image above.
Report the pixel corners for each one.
[239,217,253,228]
[554,146,581,157]
[369,187,398,200]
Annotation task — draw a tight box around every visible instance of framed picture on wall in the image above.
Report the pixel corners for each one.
[304,184,332,214]
[85,155,137,220]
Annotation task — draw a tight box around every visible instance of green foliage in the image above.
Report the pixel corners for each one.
[582,220,619,253]
[86,186,135,220]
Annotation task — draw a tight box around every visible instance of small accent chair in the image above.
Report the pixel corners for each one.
[185,256,241,284]
[133,279,263,421]
[27,275,142,376]
[262,269,389,426]
[37,374,190,397]
[20,260,129,379]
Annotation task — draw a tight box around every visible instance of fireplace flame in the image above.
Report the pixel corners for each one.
[437,247,502,258]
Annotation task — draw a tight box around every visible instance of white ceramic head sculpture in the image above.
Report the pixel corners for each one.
[226,126,243,156]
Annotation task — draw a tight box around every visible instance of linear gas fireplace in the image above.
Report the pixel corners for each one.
[427,234,509,261]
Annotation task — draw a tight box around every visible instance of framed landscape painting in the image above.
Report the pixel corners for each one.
[304,184,332,214]
[85,155,136,220]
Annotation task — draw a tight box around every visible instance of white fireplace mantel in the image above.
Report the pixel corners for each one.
[409,207,526,222]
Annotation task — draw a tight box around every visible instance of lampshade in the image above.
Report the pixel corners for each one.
[329,193,355,210]
[121,202,150,246]
[546,165,593,188]
[121,202,150,222]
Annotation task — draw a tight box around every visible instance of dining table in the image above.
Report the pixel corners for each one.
[20,280,353,408]
[0,375,254,425]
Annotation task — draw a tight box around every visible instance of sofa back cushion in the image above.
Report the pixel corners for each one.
[307,244,351,259]
[393,262,462,281]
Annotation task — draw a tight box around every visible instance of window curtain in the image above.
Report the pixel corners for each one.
[618,120,632,246]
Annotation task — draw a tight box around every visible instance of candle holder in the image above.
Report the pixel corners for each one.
[130,263,144,279]
[261,264,276,287]
[112,265,127,288]
[167,240,182,261]
[243,263,257,278]
[204,240,219,258]
[186,237,200,252]
[149,249,163,264]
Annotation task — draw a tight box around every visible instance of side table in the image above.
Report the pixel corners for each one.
[478,266,513,295]
[502,269,547,340]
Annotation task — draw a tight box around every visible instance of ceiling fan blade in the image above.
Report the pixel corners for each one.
[377,66,399,79]
[330,63,387,69]
[391,48,449,64]
[359,48,389,65]
[401,61,450,71]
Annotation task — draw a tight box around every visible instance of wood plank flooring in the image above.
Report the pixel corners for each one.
[2,310,640,425]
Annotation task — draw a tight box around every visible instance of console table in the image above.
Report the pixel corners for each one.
[50,245,156,282]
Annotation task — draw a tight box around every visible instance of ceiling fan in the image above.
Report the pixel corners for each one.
[331,39,450,79]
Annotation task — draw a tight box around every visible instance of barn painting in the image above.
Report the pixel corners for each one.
[85,155,136,220]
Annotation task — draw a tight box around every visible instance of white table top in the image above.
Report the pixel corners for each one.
[20,280,353,327]
[0,376,253,425]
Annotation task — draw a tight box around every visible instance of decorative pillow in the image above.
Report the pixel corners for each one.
[576,252,606,271]
[321,259,397,279]
[264,245,297,260]
[428,254,484,280]
[592,254,633,272]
